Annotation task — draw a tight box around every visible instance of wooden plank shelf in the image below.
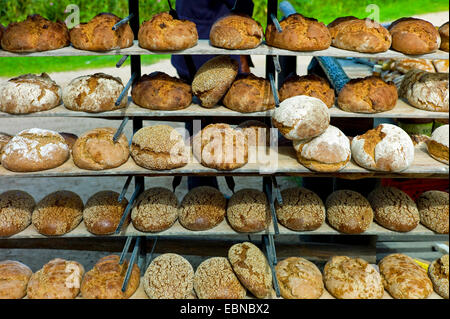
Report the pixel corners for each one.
[0,40,448,60]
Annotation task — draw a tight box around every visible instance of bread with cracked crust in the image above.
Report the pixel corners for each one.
[210,14,263,49]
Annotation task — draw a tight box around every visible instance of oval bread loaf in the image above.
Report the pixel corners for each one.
[428,254,449,299]
[416,190,449,234]
[0,260,32,299]
[0,190,35,237]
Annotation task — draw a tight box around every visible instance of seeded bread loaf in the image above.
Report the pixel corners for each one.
[428,254,449,299]
[427,124,449,164]
[0,260,32,299]
[416,190,449,234]
[0,190,35,237]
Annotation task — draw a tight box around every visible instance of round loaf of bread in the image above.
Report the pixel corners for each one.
[131,125,189,170]
[379,253,433,299]
[209,14,263,49]
[1,14,69,53]
[328,16,391,53]
[83,191,128,235]
[394,58,436,74]
[192,56,239,108]
[194,257,246,299]
[272,95,330,140]
[1,128,69,172]
[293,125,351,172]
[439,22,449,52]
[275,187,325,231]
[428,125,449,164]
[59,132,78,151]
[72,127,129,170]
[193,123,248,171]
[27,258,84,299]
[399,69,449,112]
[324,256,384,299]
[238,120,270,147]
[416,190,449,234]
[81,255,139,299]
[428,254,449,299]
[179,186,226,231]
[326,190,373,234]
[388,18,441,55]
[229,242,273,299]
[131,187,178,232]
[131,72,192,110]
[0,73,61,114]
[351,124,415,172]
[138,12,198,51]
[69,13,133,52]
[433,59,449,73]
[0,260,32,299]
[337,76,398,113]
[32,190,83,236]
[0,190,34,237]
[63,73,127,112]
[143,253,194,299]
[0,132,11,155]
[223,74,275,113]
[276,257,323,299]
[279,74,335,108]
[368,187,420,232]
[266,13,331,51]
[226,189,271,233]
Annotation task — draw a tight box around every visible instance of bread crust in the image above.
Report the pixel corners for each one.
[439,22,449,52]
[416,190,449,234]
[394,58,436,74]
[428,125,449,164]
[0,133,12,159]
[210,14,263,49]
[0,260,32,299]
[0,190,35,237]
[428,254,449,299]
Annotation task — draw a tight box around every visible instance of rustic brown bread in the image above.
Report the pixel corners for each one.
[228,242,273,299]
[328,16,391,53]
[439,22,449,52]
[379,254,433,299]
[81,255,139,299]
[210,14,263,49]
[72,127,129,170]
[223,74,275,113]
[69,13,133,51]
[27,258,84,299]
[59,132,78,150]
[0,190,34,237]
[32,190,84,236]
[138,12,198,51]
[0,24,5,48]
[0,133,12,162]
[0,260,32,299]
[429,254,449,299]
[0,73,62,114]
[131,72,192,110]
[416,191,449,234]
[428,125,449,164]
[83,191,128,235]
[388,18,441,55]
[394,58,436,74]
[1,14,69,52]
[192,56,239,108]
[266,13,331,51]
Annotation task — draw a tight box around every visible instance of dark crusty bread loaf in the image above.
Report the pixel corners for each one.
[0,190,35,237]
[1,14,69,53]
[210,14,263,49]
[439,22,449,52]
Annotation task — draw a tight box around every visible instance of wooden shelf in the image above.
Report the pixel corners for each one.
[0,40,448,60]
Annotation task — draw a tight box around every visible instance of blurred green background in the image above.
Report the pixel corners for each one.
[0,0,448,76]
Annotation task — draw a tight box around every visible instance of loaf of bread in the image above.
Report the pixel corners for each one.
[394,59,436,74]
[238,120,270,147]
[328,16,391,53]
[276,257,324,299]
[27,258,84,299]
[0,260,32,299]
[0,24,5,48]
[0,133,11,158]
[399,69,449,112]
[433,59,449,73]
[417,190,449,234]
[138,12,198,51]
[228,242,273,299]
[194,257,246,299]
[272,95,330,140]
[266,13,331,51]
[293,125,351,172]
[72,127,129,170]
[0,73,61,114]
[81,255,139,299]
[0,190,34,237]
[131,187,179,232]
[388,18,441,55]
[192,56,238,108]
[439,22,449,52]
[69,13,133,51]
[428,125,449,164]
[351,124,415,172]
[63,73,127,112]
[210,14,263,49]
[379,254,433,299]
[428,254,449,299]
[32,190,84,236]
[337,76,398,113]
[324,256,384,299]
[1,128,70,172]
[368,187,420,232]
[1,14,69,52]
[143,254,194,299]
[131,72,192,110]
[223,74,275,113]
[131,125,189,170]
